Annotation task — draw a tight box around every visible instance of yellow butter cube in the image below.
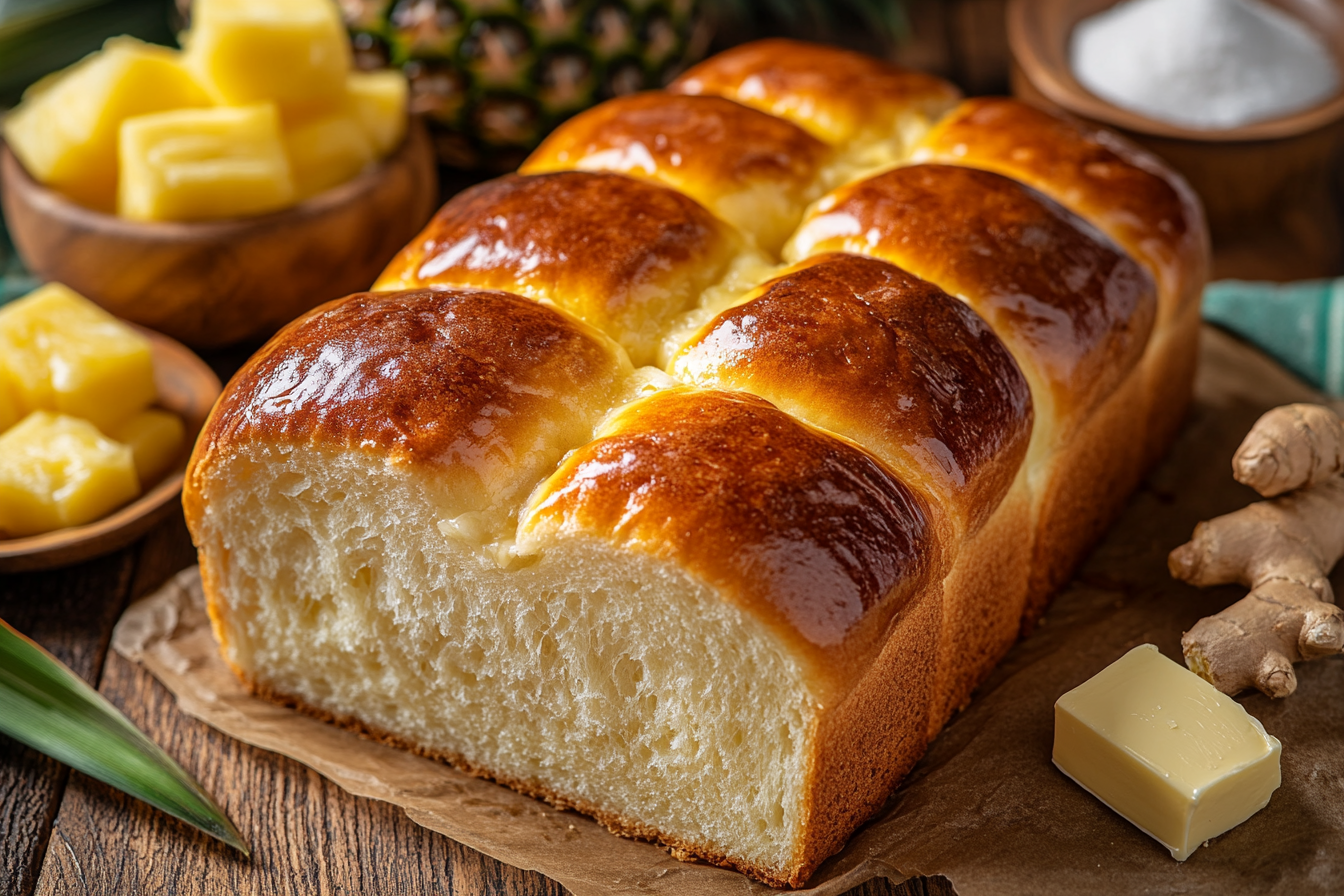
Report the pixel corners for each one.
[0,283,156,432]
[0,411,140,537]
[2,37,212,212]
[118,104,295,221]
[284,111,375,199]
[187,0,351,116]
[346,70,408,157]
[1054,644,1281,860]
[108,409,186,487]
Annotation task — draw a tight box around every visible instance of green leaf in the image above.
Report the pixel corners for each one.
[0,617,249,855]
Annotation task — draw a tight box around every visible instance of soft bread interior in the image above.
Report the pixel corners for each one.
[196,442,818,875]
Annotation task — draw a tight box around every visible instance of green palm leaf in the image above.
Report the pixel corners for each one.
[0,617,248,854]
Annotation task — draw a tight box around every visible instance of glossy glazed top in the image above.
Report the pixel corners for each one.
[787,164,1157,427]
[913,98,1208,322]
[523,92,828,193]
[672,253,1032,533]
[519,387,940,689]
[521,92,830,253]
[669,38,960,145]
[189,288,628,517]
[374,172,742,366]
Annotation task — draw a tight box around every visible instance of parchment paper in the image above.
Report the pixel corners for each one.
[113,326,1344,896]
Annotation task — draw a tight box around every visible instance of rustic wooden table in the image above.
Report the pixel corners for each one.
[0,350,956,896]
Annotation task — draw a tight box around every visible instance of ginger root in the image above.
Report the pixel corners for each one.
[1232,403,1344,497]
[1169,403,1344,697]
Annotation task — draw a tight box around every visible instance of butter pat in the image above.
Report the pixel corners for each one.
[1054,643,1281,860]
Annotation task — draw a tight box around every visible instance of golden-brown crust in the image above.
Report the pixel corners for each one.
[787,164,1157,429]
[672,253,1033,535]
[669,38,960,145]
[926,479,1033,735]
[798,583,941,881]
[1022,365,1150,625]
[912,97,1209,326]
[521,92,829,233]
[373,172,742,365]
[1142,300,1203,470]
[520,388,943,693]
[186,288,627,514]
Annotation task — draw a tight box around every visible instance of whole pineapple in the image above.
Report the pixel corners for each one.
[339,0,704,172]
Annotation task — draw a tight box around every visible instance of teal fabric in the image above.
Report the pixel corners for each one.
[1202,279,1344,396]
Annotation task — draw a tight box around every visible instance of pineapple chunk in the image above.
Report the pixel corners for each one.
[284,111,375,199]
[0,368,18,434]
[2,37,211,212]
[108,409,186,487]
[118,104,295,221]
[0,411,139,537]
[0,283,156,432]
[346,70,408,157]
[187,0,351,116]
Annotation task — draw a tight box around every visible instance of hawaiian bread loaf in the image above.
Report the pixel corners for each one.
[185,39,1208,889]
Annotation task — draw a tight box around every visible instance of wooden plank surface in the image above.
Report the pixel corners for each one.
[1,510,952,896]
[0,547,135,895]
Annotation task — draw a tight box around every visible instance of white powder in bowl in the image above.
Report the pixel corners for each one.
[1070,0,1340,129]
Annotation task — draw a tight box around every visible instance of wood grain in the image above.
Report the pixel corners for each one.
[37,651,568,896]
[0,549,135,895]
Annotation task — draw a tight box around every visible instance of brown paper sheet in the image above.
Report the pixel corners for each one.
[112,326,1344,896]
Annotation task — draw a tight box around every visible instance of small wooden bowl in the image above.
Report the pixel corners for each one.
[0,119,439,350]
[0,328,221,573]
[1009,0,1344,280]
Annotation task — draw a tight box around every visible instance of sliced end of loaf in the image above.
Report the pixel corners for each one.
[194,441,826,881]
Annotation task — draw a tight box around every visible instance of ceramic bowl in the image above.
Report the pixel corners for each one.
[1008,0,1344,280]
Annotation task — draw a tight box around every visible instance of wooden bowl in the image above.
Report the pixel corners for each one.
[0,119,439,350]
[0,328,221,572]
[1009,0,1344,280]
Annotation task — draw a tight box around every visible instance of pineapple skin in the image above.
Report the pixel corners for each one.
[340,0,703,171]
